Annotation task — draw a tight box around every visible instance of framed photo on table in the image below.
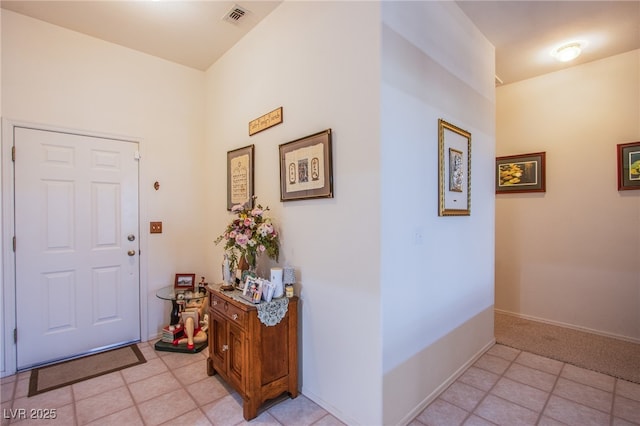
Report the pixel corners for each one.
[175,273,196,291]
[279,129,333,201]
[496,152,546,194]
[438,119,471,216]
[242,276,263,304]
[617,141,640,191]
[227,145,254,210]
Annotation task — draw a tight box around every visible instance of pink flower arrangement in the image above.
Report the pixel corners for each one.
[215,198,280,272]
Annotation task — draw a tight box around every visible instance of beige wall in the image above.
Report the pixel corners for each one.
[380,2,496,424]
[205,2,496,424]
[496,50,640,341]
[0,7,3,374]
[2,2,497,423]
[204,2,382,424]
[1,10,207,374]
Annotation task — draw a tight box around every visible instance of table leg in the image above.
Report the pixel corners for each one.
[170,299,180,325]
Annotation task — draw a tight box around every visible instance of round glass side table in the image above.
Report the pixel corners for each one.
[154,285,208,353]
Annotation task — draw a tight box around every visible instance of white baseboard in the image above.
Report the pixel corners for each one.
[299,388,358,426]
[300,343,498,426]
[396,338,496,426]
[495,309,640,345]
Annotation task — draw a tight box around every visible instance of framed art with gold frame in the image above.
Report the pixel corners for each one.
[438,119,471,216]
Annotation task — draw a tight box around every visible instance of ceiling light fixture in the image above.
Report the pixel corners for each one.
[551,42,584,62]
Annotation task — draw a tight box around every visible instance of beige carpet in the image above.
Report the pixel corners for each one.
[495,312,640,384]
[28,344,146,397]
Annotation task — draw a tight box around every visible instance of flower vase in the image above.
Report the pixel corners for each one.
[240,255,258,283]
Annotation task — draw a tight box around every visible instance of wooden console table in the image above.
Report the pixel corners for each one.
[206,284,299,420]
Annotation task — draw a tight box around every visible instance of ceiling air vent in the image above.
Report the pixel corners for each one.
[223,4,248,25]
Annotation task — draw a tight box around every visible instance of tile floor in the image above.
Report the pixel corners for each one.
[411,344,640,426]
[1,342,639,425]
[0,341,344,426]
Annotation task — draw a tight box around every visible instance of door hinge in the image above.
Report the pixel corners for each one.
[14,328,17,344]
[134,151,141,160]
[12,146,15,162]
[13,236,16,252]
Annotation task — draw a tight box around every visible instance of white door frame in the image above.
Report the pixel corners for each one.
[1,118,149,377]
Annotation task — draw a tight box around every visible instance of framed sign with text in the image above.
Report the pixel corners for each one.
[227,145,254,210]
[249,107,283,136]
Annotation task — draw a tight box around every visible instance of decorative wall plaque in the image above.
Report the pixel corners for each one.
[249,107,283,136]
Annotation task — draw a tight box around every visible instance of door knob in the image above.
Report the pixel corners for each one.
[127,250,136,256]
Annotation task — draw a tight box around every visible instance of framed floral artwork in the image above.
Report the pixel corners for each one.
[496,152,546,194]
[617,141,640,191]
[279,129,333,201]
[227,145,254,210]
[438,119,471,216]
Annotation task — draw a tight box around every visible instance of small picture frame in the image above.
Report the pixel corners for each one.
[227,145,254,210]
[496,152,546,194]
[617,141,640,191]
[175,273,196,291]
[242,276,263,304]
[438,119,471,216]
[279,129,333,201]
[241,275,253,295]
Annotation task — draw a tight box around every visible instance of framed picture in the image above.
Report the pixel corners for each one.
[617,141,640,191]
[227,145,254,210]
[241,276,263,304]
[496,152,546,194]
[279,129,333,201]
[175,273,195,291]
[438,119,471,216]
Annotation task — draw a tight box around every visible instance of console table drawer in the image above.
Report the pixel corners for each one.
[211,295,247,328]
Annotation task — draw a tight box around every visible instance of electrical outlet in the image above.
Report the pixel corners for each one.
[150,222,162,234]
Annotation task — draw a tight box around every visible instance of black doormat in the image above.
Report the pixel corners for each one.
[28,344,146,397]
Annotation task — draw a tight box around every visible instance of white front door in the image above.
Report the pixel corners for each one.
[14,127,140,369]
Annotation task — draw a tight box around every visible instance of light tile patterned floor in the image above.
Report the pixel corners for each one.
[2,342,639,425]
[0,341,345,426]
[411,344,640,426]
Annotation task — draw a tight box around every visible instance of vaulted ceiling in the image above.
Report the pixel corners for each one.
[2,1,639,85]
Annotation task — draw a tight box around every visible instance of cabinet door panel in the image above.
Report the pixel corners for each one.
[228,322,245,391]
[211,311,227,372]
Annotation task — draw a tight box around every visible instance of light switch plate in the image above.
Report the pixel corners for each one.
[150,221,162,234]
